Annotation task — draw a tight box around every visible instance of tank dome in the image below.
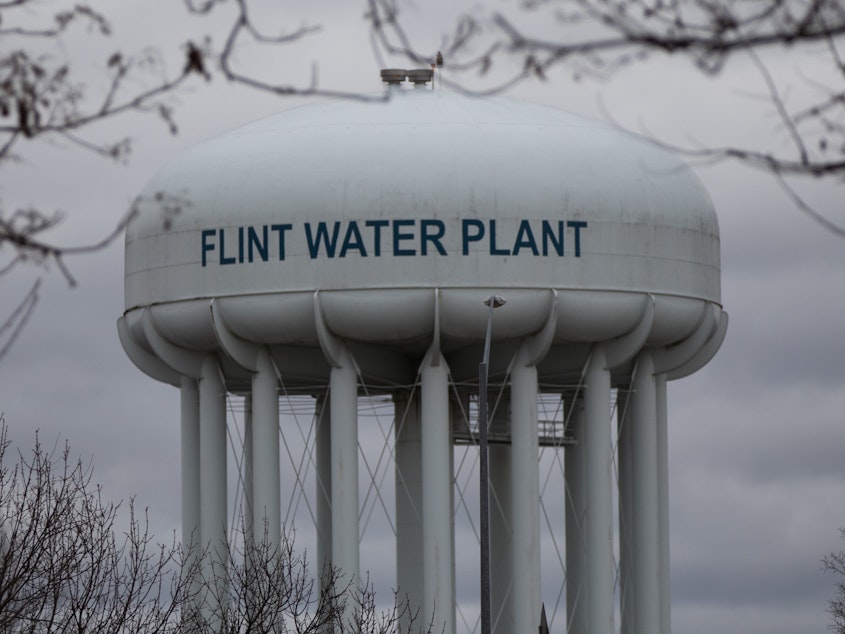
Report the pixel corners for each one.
[124,89,720,381]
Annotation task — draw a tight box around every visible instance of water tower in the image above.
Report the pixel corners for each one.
[118,69,726,634]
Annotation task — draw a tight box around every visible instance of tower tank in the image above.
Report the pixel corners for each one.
[119,70,726,634]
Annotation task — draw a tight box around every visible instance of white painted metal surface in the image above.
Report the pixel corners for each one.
[118,86,727,634]
[421,352,455,634]
[584,346,615,634]
[510,361,540,634]
[394,393,423,632]
[124,91,719,360]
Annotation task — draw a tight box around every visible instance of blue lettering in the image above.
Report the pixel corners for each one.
[198,217,584,266]
[420,220,447,256]
[201,229,215,267]
[542,220,564,256]
[393,219,416,256]
[219,228,236,265]
[365,220,389,256]
[568,220,587,257]
[305,222,341,258]
[247,226,268,262]
[513,220,539,256]
[270,224,292,260]
[339,221,367,257]
[462,219,485,255]
[488,220,510,256]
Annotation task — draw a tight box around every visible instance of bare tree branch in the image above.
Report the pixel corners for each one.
[825,529,845,633]
[366,0,845,190]
[0,278,39,363]
[0,420,183,632]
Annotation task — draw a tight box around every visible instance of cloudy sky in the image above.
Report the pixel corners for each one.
[2,2,844,633]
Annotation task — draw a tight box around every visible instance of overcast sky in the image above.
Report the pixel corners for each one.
[2,2,844,633]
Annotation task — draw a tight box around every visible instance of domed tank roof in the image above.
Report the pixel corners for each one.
[124,89,720,364]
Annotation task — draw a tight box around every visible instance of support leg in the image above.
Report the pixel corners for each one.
[315,393,333,589]
[630,352,660,634]
[489,443,512,633]
[618,387,633,634]
[252,350,280,547]
[656,374,671,634]
[511,364,540,634]
[584,346,615,634]
[330,358,359,623]
[199,356,228,626]
[565,396,586,634]
[180,377,202,617]
[395,392,423,630]
[421,357,455,634]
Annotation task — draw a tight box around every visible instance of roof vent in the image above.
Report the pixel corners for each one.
[407,68,434,88]
[380,68,434,90]
[380,69,407,85]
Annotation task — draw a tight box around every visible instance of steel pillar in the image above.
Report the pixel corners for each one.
[395,392,423,629]
[617,387,633,634]
[315,394,332,584]
[510,363,540,634]
[584,346,615,634]
[330,358,359,606]
[630,352,660,634]
[181,378,201,553]
[243,396,253,540]
[421,356,455,634]
[199,355,227,624]
[489,443,512,633]
[565,396,586,634]
[252,350,280,546]
[180,376,202,619]
[656,374,671,634]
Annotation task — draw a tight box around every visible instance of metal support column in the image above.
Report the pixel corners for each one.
[630,352,660,634]
[617,387,633,634]
[180,376,202,619]
[511,363,540,634]
[252,350,280,546]
[199,355,227,625]
[243,396,253,541]
[584,346,615,634]
[421,354,455,634]
[489,443,512,633]
[315,394,332,585]
[395,392,423,629]
[181,377,201,554]
[565,396,586,634]
[330,356,359,606]
[656,374,670,634]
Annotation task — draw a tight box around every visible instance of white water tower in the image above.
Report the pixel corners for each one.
[119,69,726,634]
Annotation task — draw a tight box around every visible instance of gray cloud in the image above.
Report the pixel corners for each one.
[2,3,843,634]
